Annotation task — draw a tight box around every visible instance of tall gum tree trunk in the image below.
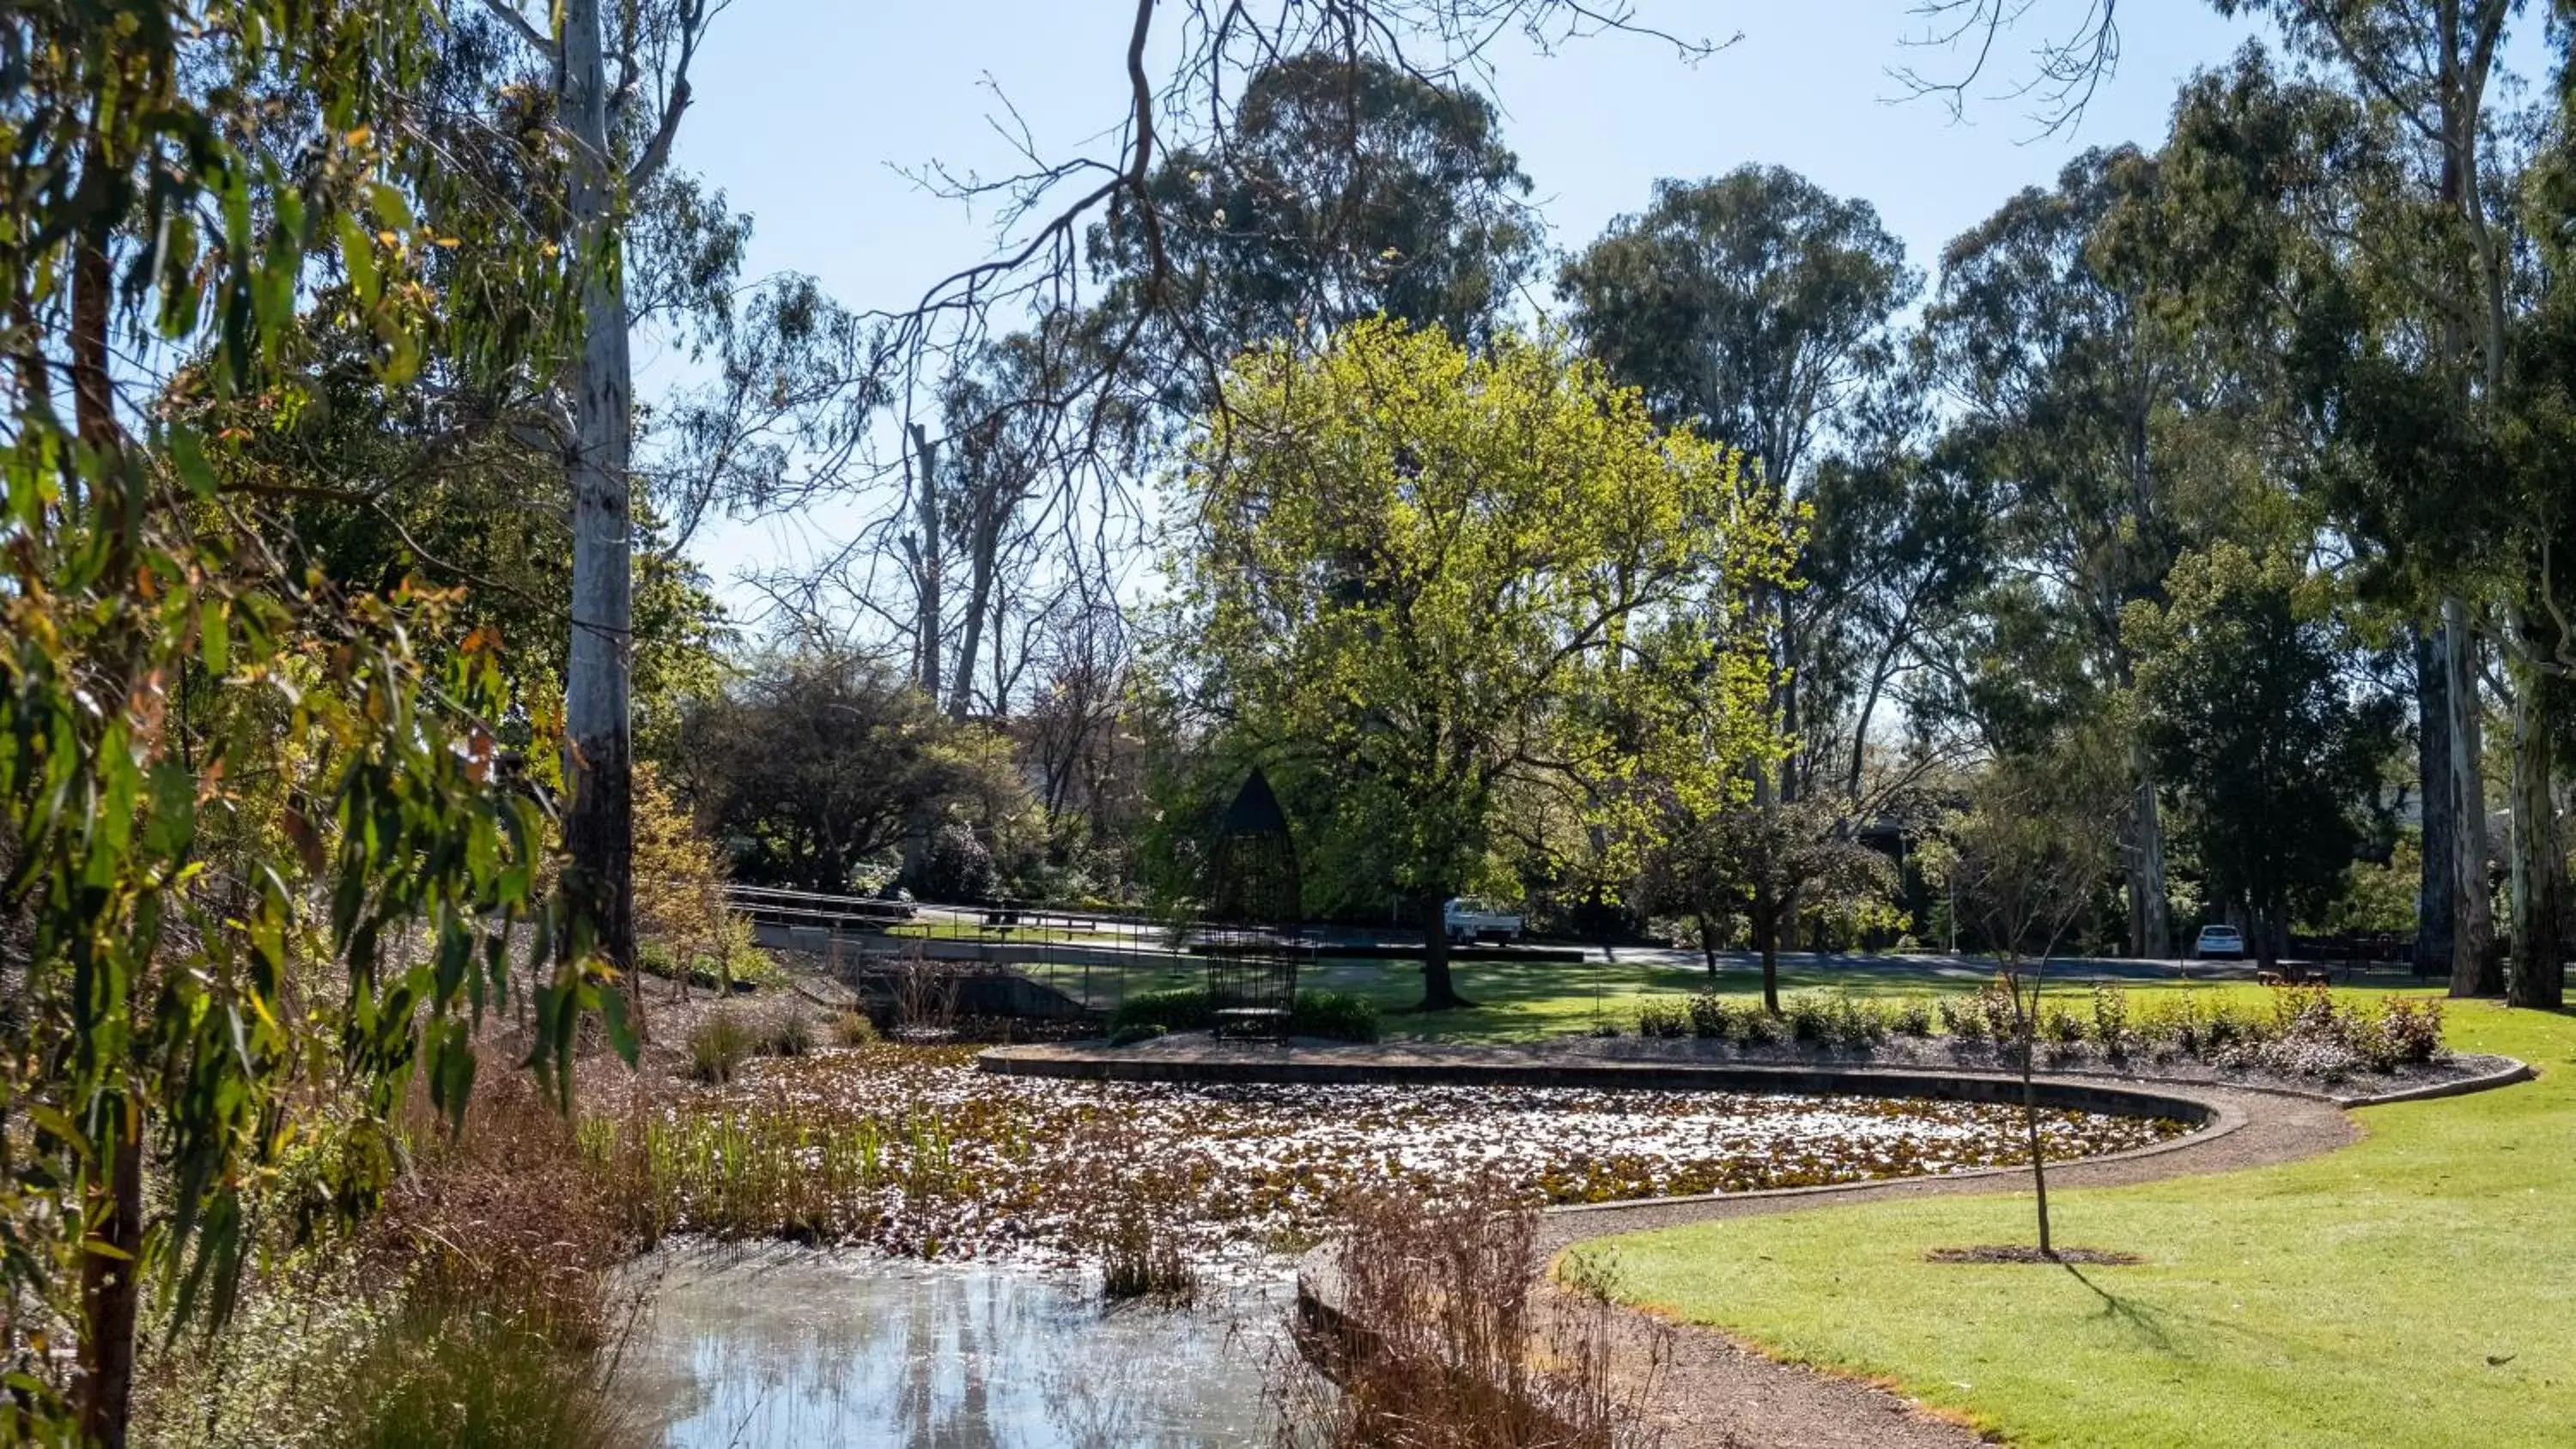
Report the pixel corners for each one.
[2445,601,2499,996]
[946,507,999,719]
[2505,633,2566,1009]
[2417,625,2459,978]
[562,0,637,980]
[908,423,943,700]
[2126,752,2171,961]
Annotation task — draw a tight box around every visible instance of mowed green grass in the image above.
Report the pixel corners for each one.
[1319,955,2421,1043]
[1583,999,2576,1448]
[1011,948,2431,1042]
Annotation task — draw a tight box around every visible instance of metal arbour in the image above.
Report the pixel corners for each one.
[1203,768,1304,1040]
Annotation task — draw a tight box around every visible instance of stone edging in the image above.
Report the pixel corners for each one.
[2336,1053,2534,1106]
[977,1043,2232,1129]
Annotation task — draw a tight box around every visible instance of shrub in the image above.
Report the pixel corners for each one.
[1891,998,1935,1037]
[1974,983,2018,1042]
[1828,996,1888,1049]
[756,1008,814,1058]
[688,1010,755,1084]
[1735,1006,1786,1046]
[1110,988,1212,1036]
[1106,987,1381,1043]
[1637,1000,1689,1040]
[2042,1006,2087,1047]
[1107,1022,1169,1048]
[1294,990,1383,1044]
[833,1009,881,1046]
[1785,994,1836,1043]
[2089,985,2129,1052]
[906,822,997,903]
[2374,997,2447,1067]
[1686,993,1738,1040]
[1937,995,1987,1043]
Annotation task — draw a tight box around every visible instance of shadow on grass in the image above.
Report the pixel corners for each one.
[2060,1260,2183,1357]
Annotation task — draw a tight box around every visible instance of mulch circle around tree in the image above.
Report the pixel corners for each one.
[1924,1245,2145,1266]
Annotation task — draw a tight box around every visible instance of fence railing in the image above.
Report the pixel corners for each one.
[718,882,1204,1018]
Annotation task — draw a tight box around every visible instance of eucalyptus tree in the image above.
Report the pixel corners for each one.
[2147,33,2535,994]
[1560,167,1918,803]
[1095,50,1540,417]
[0,4,624,1440]
[1162,320,1792,1010]
[453,0,727,979]
[1927,147,2213,959]
[1942,0,2540,993]
[2129,545,2401,968]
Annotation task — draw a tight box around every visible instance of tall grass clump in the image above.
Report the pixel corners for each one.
[689,1009,756,1083]
[1285,1180,1665,1449]
[138,1074,643,1449]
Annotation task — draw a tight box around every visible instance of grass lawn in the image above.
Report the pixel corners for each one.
[1583,999,2576,1448]
[1002,948,2439,1043]
[1318,956,2429,1043]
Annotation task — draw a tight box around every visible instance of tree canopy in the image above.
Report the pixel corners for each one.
[1161,318,1792,1007]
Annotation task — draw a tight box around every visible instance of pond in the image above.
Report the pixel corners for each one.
[624,1246,1296,1449]
[600,1045,2190,1260]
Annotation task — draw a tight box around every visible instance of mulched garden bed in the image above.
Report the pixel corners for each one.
[1575,1034,2514,1104]
[1923,1245,2145,1266]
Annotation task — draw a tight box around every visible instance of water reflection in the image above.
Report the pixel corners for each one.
[624,1246,1291,1448]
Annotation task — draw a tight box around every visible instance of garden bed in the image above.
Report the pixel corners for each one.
[1576,1032,2516,1105]
[1617,985,2488,1102]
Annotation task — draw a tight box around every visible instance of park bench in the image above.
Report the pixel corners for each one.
[2258,967,2336,987]
[1212,1004,1292,1040]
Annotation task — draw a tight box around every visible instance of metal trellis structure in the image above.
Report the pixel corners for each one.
[1204,768,1303,1041]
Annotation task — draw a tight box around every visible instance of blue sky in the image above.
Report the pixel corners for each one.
[658,1,2544,621]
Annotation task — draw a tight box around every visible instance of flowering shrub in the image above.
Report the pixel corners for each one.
[2374,997,2447,1067]
[1619,985,2450,1082]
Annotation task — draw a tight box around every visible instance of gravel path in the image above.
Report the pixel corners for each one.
[1532,1081,2358,1449]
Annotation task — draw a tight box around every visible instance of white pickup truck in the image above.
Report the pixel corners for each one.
[1443,897,1523,944]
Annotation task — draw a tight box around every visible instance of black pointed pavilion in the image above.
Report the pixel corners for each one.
[1204,768,1303,1040]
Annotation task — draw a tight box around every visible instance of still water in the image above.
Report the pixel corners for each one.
[623,1246,1295,1448]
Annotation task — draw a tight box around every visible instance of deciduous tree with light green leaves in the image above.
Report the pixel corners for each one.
[1161,319,1792,1009]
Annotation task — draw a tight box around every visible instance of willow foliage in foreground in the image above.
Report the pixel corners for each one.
[1163,320,1792,1002]
[1,3,622,1440]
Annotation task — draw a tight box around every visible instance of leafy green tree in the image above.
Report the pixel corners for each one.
[2148,12,2528,994]
[2129,545,2399,968]
[1162,319,1792,1009]
[1561,167,1917,798]
[1929,146,2242,960]
[1637,797,1893,1008]
[0,5,621,1440]
[670,652,1029,895]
